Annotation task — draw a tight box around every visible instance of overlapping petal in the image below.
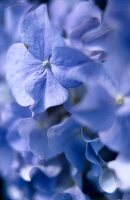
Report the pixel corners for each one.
[47,117,81,156]
[22,4,64,60]
[71,84,116,131]
[51,46,99,87]
[6,43,39,106]
[32,69,68,113]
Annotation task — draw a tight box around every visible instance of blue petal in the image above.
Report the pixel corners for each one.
[49,0,71,31]
[19,117,56,159]
[57,61,103,87]
[68,17,100,41]
[47,117,81,156]
[51,47,90,87]
[7,121,30,152]
[6,43,41,106]
[51,47,89,69]
[30,129,56,160]
[65,1,101,40]
[99,116,130,155]
[32,69,68,113]
[2,103,31,128]
[65,135,86,171]
[22,4,64,60]
[82,23,112,49]
[18,117,37,139]
[85,138,104,174]
[71,84,116,131]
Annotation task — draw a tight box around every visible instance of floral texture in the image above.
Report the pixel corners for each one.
[0,0,130,200]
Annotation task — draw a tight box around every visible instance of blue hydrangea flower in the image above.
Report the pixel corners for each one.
[74,0,130,158]
[70,0,130,133]
[2,0,130,198]
[6,4,96,113]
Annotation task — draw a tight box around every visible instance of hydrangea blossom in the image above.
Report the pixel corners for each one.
[1,0,130,199]
[6,4,100,113]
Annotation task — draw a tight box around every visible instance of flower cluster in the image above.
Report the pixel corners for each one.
[0,0,130,199]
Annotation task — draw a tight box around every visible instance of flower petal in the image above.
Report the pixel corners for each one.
[65,1,101,40]
[6,42,49,108]
[30,129,55,160]
[6,43,42,106]
[99,116,130,155]
[65,135,86,171]
[32,69,68,113]
[47,117,81,156]
[51,47,91,87]
[22,4,64,60]
[71,84,116,131]
[51,47,90,69]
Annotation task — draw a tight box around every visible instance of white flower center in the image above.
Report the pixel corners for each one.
[116,95,125,105]
[42,60,51,69]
